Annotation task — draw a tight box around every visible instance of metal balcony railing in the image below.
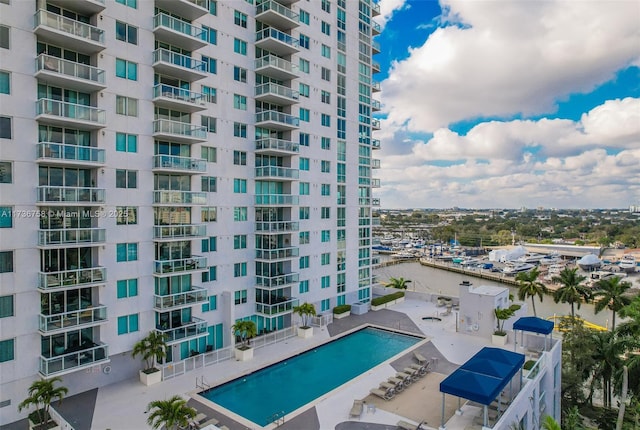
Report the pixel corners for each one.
[36,54,105,85]
[156,317,207,343]
[39,305,107,332]
[154,256,207,274]
[153,154,206,172]
[153,84,205,106]
[372,198,381,206]
[153,13,204,39]
[255,110,300,127]
[154,287,207,310]
[255,55,297,74]
[256,246,299,260]
[38,228,106,246]
[40,342,108,376]
[256,0,299,21]
[39,267,106,290]
[255,28,299,48]
[34,9,104,44]
[371,118,381,129]
[256,298,299,316]
[255,194,299,205]
[153,48,206,72]
[37,99,106,125]
[372,139,381,149]
[256,273,299,288]
[255,82,299,100]
[37,186,106,204]
[153,190,207,205]
[255,138,299,153]
[153,224,206,239]
[153,119,207,140]
[37,142,105,164]
[255,221,299,233]
[255,166,299,179]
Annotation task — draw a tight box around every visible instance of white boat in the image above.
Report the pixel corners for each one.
[460,258,480,267]
[540,253,562,265]
[516,253,545,264]
[502,263,535,275]
[588,270,627,287]
[619,255,637,273]
[391,251,415,260]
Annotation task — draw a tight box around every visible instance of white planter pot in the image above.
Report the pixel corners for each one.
[333,311,351,319]
[297,326,313,338]
[139,369,162,386]
[235,347,254,361]
[29,419,61,430]
[371,304,385,311]
[491,333,508,346]
[395,296,405,304]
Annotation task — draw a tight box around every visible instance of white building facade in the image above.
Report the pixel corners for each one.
[0,0,381,423]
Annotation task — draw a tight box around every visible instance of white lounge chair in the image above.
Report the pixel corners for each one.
[397,420,425,430]
[370,387,394,400]
[413,351,428,365]
[349,399,364,419]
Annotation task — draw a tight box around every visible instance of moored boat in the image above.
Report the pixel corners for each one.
[619,255,637,273]
[502,262,535,275]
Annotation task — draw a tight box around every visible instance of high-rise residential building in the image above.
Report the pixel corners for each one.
[0,0,381,423]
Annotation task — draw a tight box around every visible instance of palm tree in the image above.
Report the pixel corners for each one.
[541,415,561,430]
[515,267,547,317]
[385,276,411,290]
[293,302,316,328]
[146,395,197,430]
[231,320,257,349]
[592,276,632,331]
[552,267,590,320]
[132,331,167,372]
[18,376,68,428]
[591,330,625,408]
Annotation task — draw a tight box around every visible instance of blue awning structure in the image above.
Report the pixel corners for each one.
[513,316,554,335]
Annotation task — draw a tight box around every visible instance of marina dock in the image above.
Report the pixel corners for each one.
[417,258,520,287]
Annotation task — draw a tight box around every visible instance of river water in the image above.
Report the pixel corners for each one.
[374,260,613,327]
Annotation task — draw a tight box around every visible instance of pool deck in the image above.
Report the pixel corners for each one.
[38,299,498,430]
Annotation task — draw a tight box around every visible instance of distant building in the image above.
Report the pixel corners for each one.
[630,205,640,213]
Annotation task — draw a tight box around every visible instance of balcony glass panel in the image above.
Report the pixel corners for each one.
[154,256,207,274]
[37,99,106,125]
[153,48,206,72]
[37,186,106,204]
[36,54,105,85]
[255,82,299,100]
[256,247,299,260]
[38,142,105,164]
[254,194,299,205]
[154,287,207,310]
[153,190,207,205]
[256,0,299,21]
[39,267,106,290]
[153,154,206,172]
[153,119,207,140]
[156,317,207,343]
[254,166,299,179]
[153,224,206,239]
[255,110,300,127]
[40,342,108,376]
[255,28,299,47]
[372,198,380,206]
[153,84,205,106]
[154,13,203,39]
[255,138,299,153]
[256,298,299,315]
[255,221,299,233]
[254,55,297,74]
[372,139,381,149]
[39,305,107,332]
[371,118,381,129]
[35,9,104,44]
[38,228,106,246]
[256,273,299,288]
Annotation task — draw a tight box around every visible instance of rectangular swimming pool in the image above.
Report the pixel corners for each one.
[200,326,421,426]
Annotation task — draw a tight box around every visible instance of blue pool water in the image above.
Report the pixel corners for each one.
[201,327,421,426]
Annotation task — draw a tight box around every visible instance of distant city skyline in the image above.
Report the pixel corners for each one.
[373,0,640,209]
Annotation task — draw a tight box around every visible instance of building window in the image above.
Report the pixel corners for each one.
[234,290,248,305]
[321,275,330,288]
[234,10,247,28]
[201,207,217,222]
[321,67,331,81]
[115,58,137,80]
[299,133,309,147]
[233,150,247,165]
[201,176,217,192]
[234,262,247,277]
[321,184,331,195]
[202,56,217,74]
[0,251,12,273]
[299,207,309,220]
[202,146,217,162]
[233,235,247,249]
[299,231,309,244]
[299,157,309,170]
[321,21,331,35]
[299,108,309,122]
[321,207,330,218]
[115,133,137,152]
[233,122,247,138]
[201,116,217,133]
[321,91,331,104]
[117,314,139,335]
[0,339,14,363]
[321,44,331,58]
[116,243,138,262]
[299,58,309,73]
[321,230,330,242]
[0,295,13,318]
[234,66,247,83]
[201,236,217,252]
[115,21,138,44]
[116,169,137,188]
[0,206,12,228]
[116,279,138,298]
[321,137,331,149]
[233,178,247,193]
[321,160,331,173]
[299,34,309,49]
[299,182,310,195]
[202,295,217,312]
[116,0,137,8]
[234,207,248,221]
[299,10,309,24]
[0,71,9,94]
[202,266,217,282]
[299,280,309,294]
[0,25,9,49]
[299,255,309,269]
[299,83,309,98]
[115,96,138,116]
[321,114,331,127]
[116,206,137,225]
[233,38,247,55]
[321,0,331,13]
[321,253,330,265]
[201,86,217,103]
[233,94,247,110]
[321,298,330,312]
[201,25,217,44]
[0,116,11,139]
[209,0,217,15]
[0,161,12,183]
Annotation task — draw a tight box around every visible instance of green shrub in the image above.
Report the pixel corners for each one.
[333,304,351,314]
[523,360,536,371]
[371,291,405,306]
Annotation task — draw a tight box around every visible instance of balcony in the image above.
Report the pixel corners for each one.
[38,228,106,247]
[48,0,106,14]
[256,273,299,289]
[255,166,299,181]
[255,28,299,55]
[255,138,299,155]
[153,154,206,173]
[372,2,381,16]
[372,60,381,74]
[255,110,299,131]
[256,0,299,29]
[372,21,381,35]
[40,342,108,377]
[255,84,299,107]
[255,221,299,233]
[372,178,381,188]
[372,158,381,169]
[372,40,381,54]
[37,142,105,167]
[36,99,106,130]
[372,198,380,206]
[156,317,207,344]
[256,297,299,316]
[38,267,106,291]
[372,81,381,92]
[37,186,106,205]
[256,246,299,261]
[372,139,381,149]
[255,194,299,206]
[153,224,206,240]
[39,305,107,333]
[155,0,209,21]
[255,55,298,80]
[154,286,207,310]
[153,13,206,51]
[372,118,381,130]
[154,256,207,276]
[372,99,381,111]
[153,84,207,113]
[34,9,105,53]
[153,119,207,143]
[35,54,106,93]
[153,190,207,205]
[152,48,207,82]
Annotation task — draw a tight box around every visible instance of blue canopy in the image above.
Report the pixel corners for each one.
[513,316,554,335]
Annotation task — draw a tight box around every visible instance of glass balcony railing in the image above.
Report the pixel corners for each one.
[255,221,299,233]
[37,99,106,126]
[255,194,299,205]
[256,246,299,260]
[372,61,381,72]
[372,81,381,91]
[39,305,107,332]
[255,55,297,75]
[156,317,207,343]
[37,186,106,204]
[372,2,381,16]
[256,0,299,22]
[255,82,299,100]
[154,287,207,310]
[153,190,207,205]
[372,139,381,149]
[372,118,381,129]
[372,21,381,34]
[372,40,381,53]
[372,99,381,111]
[153,154,206,172]
[256,273,299,288]
[255,110,300,127]
[153,119,207,141]
[153,224,206,239]
[155,0,209,20]
[372,198,381,206]
[154,256,207,275]
[39,267,106,290]
[256,298,299,316]
[255,166,299,179]
[255,138,299,153]
[372,158,381,168]
[36,54,105,86]
[154,13,204,39]
[255,28,299,48]
[153,48,206,73]
[153,84,205,106]
[34,9,105,45]
[37,142,105,164]
[38,228,106,246]
[40,342,108,376]
[372,178,381,188]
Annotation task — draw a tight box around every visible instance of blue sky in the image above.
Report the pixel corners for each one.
[372,0,640,209]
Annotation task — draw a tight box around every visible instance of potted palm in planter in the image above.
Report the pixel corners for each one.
[293,302,316,338]
[132,331,168,386]
[18,376,67,430]
[492,304,520,346]
[146,395,197,430]
[232,320,257,361]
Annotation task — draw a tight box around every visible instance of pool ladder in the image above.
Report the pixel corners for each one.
[195,375,210,390]
[268,411,285,427]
